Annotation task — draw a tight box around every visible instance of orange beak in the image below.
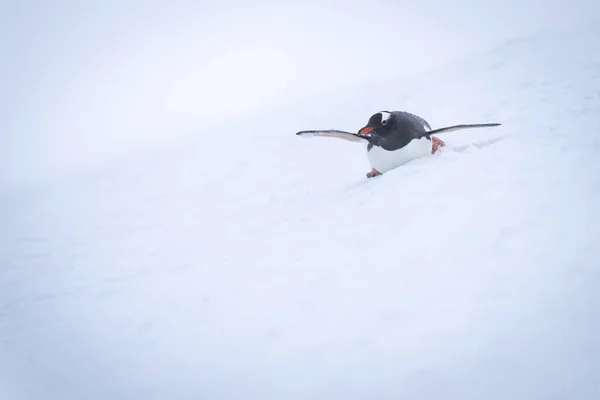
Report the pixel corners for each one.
[358,126,375,136]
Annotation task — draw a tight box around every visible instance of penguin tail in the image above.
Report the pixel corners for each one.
[427,123,501,136]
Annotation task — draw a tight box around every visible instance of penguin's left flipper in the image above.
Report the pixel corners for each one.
[425,123,502,137]
[296,129,370,144]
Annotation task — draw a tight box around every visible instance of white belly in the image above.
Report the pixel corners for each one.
[367,138,432,173]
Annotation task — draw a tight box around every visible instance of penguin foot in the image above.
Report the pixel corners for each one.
[432,136,446,154]
[366,168,382,178]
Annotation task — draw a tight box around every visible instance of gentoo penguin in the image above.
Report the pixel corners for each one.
[358,111,443,177]
[296,110,501,178]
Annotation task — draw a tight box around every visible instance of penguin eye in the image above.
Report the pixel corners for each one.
[379,111,391,126]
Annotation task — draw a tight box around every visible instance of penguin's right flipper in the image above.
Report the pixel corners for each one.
[296,129,370,144]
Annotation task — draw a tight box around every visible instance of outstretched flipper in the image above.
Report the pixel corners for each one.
[296,129,372,144]
[425,123,502,137]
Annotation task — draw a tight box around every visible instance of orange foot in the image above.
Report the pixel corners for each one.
[432,136,446,154]
[366,168,382,178]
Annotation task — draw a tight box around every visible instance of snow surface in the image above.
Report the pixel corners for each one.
[2,26,600,399]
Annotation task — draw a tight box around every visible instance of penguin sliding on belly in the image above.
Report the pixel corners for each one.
[296,110,501,178]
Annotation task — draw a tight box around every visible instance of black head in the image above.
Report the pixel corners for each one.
[358,111,395,138]
[358,111,419,151]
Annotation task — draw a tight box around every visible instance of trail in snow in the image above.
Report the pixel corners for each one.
[2,26,600,400]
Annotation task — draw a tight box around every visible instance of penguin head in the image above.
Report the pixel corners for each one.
[358,111,394,138]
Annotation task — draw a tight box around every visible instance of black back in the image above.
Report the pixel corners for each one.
[360,111,432,151]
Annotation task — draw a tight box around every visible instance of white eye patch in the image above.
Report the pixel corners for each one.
[380,111,391,125]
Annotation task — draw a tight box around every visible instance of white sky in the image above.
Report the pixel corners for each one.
[1,0,598,187]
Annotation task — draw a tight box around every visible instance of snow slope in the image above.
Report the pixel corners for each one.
[2,26,600,399]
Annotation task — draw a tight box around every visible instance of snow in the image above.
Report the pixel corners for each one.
[2,26,600,399]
